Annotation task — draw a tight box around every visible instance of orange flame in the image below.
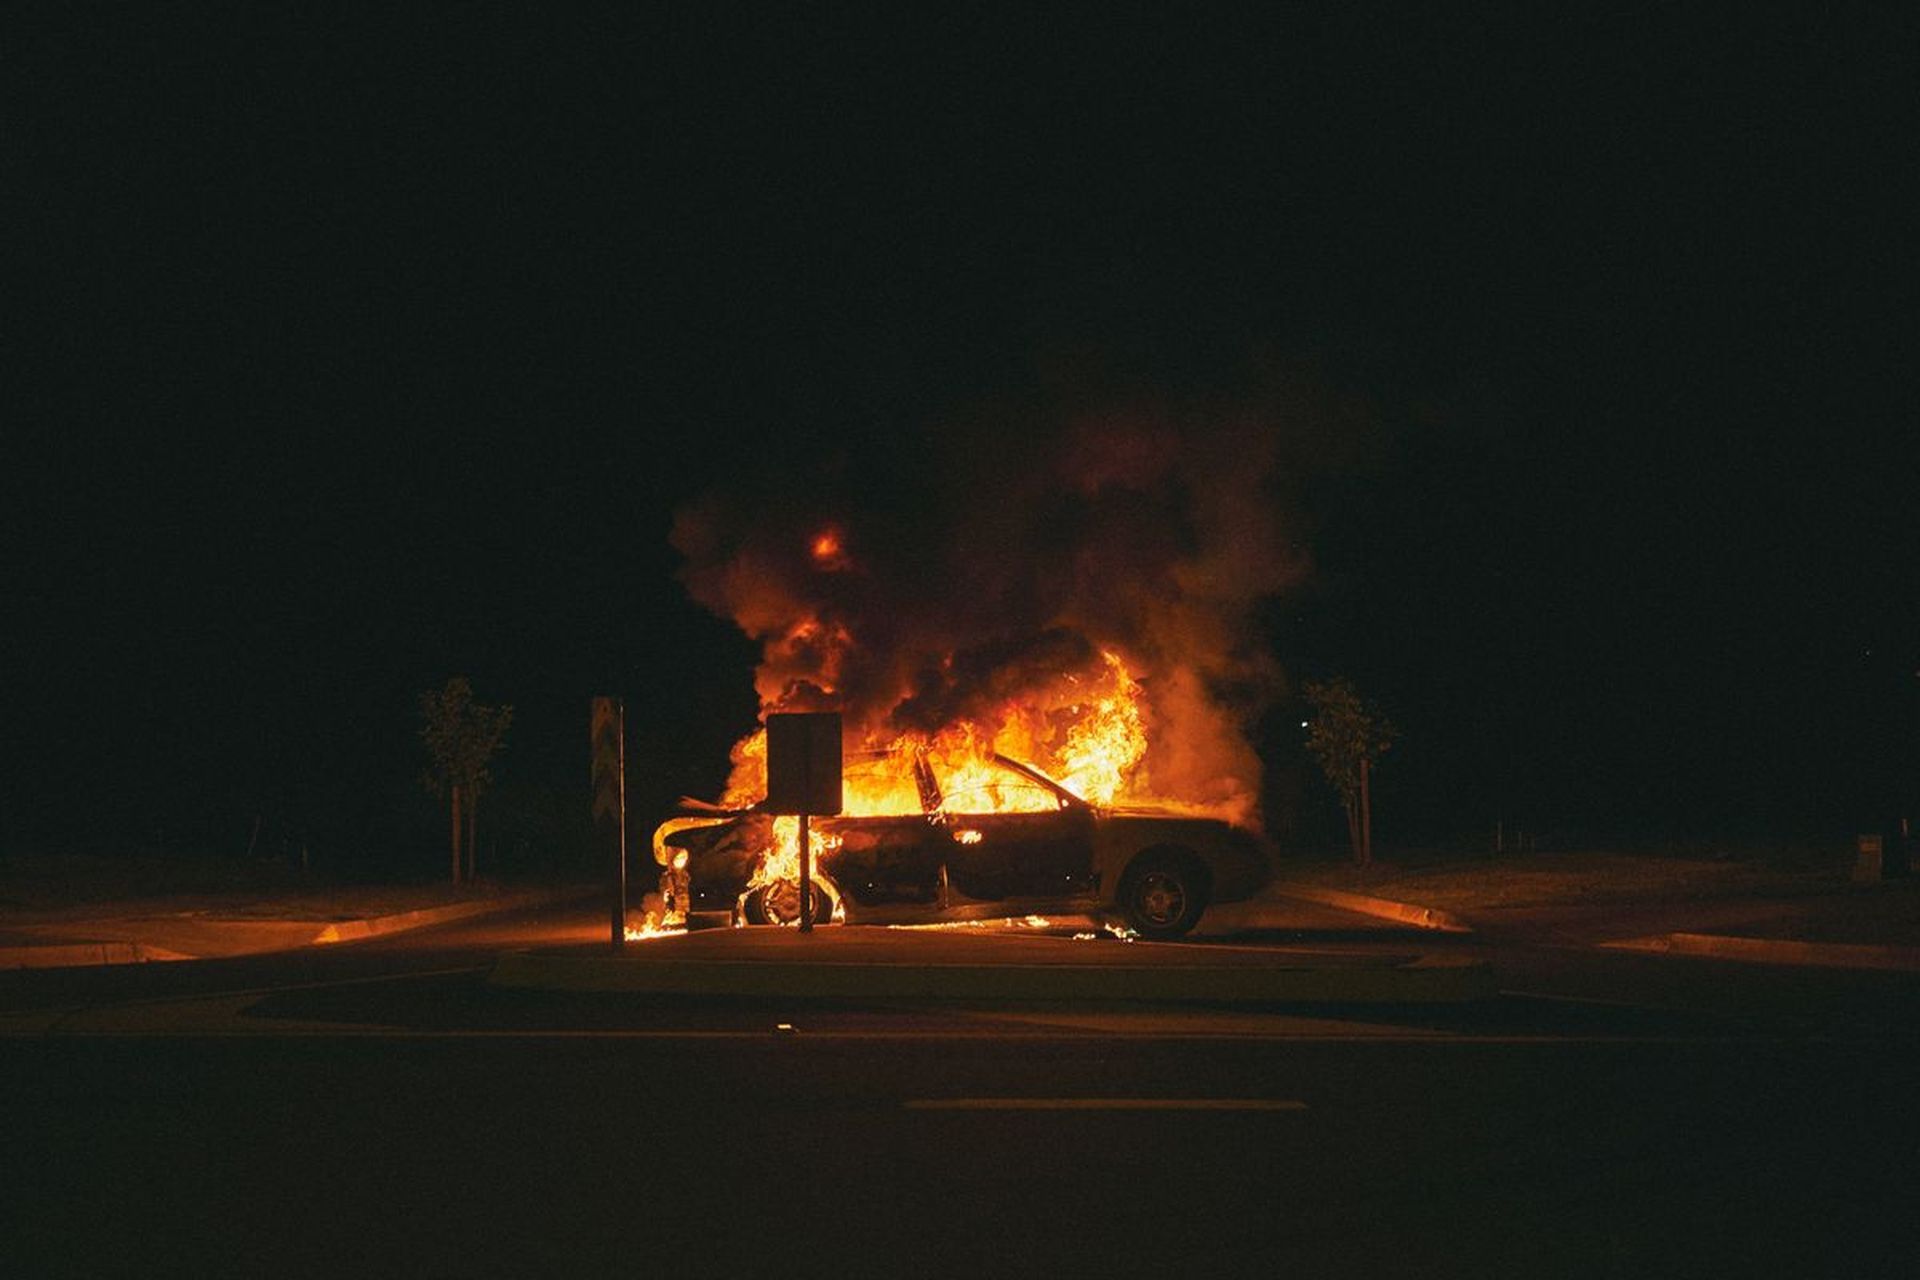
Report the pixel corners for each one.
[724,650,1149,814]
[717,649,1216,909]
[809,528,850,571]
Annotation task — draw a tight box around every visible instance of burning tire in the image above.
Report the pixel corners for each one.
[1119,850,1209,939]
[741,880,837,927]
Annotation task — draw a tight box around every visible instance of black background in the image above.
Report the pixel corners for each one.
[5,6,1913,873]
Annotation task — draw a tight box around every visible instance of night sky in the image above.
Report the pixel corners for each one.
[6,8,1913,873]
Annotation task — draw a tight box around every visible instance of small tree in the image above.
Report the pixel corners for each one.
[1303,677,1396,866]
[420,676,514,885]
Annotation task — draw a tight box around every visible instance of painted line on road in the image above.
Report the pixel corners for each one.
[0,1025,1789,1044]
[905,1097,1309,1112]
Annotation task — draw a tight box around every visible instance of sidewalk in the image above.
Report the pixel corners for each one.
[0,883,589,970]
[1265,849,1920,971]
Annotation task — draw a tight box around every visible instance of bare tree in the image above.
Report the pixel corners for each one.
[1303,677,1396,865]
[419,677,513,885]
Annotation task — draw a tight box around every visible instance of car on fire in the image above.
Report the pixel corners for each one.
[653,750,1271,939]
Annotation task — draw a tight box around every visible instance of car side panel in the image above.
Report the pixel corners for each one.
[821,814,945,906]
[1091,816,1272,907]
[673,814,770,912]
[944,808,1096,901]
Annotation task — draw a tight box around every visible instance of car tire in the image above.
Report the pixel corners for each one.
[742,881,836,927]
[1119,852,1209,939]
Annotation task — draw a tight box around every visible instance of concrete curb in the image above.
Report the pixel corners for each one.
[309,888,583,945]
[0,941,197,970]
[0,887,587,971]
[1603,932,1920,972]
[1265,881,1473,933]
[488,948,1495,1003]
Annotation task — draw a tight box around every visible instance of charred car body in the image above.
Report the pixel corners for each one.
[653,752,1271,939]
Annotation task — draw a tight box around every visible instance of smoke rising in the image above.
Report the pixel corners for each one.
[670,388,1314,827]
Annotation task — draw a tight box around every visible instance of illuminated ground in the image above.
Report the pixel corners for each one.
[3,897,1915,1277]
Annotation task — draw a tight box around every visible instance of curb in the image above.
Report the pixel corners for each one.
[0,941,197,970]
[0,887,589,971]
[487,948,1495,1003]
[309,888,584,945]
[1265,881,1473,933]
[1603,932,1920,972]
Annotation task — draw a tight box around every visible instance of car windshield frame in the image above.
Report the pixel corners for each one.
[982,754,1088,810]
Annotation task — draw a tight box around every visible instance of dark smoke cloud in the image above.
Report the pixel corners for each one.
[893,628,1100,734]
[670,369,1333,824]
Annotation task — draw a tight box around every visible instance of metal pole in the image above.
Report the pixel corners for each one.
[798,811,813,932]
[612,699,627,951]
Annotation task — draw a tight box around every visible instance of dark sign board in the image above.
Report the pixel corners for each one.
[589,697,624,826]
[765,712,843,815]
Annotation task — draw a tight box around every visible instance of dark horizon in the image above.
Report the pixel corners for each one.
[6,8,1913,875]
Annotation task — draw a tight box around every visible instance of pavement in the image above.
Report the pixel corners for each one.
[0,884,589,970]
[1266,853,1920,971]
[488,858,1920,1003]
[7,851,1914,1009]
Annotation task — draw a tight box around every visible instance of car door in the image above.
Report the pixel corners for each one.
[819,812,945,907]
[938,775,1097,903]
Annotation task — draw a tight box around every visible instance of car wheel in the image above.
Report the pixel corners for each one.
[742,881,835,927]
[1119,853,1208,939]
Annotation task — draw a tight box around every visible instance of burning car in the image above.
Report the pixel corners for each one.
[653,747,1271,939]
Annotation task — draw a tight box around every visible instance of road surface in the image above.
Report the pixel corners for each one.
[3,897,1914,1278]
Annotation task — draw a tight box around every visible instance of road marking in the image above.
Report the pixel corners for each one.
[904,1097,1309,1111]
[0,1025,1796,1044]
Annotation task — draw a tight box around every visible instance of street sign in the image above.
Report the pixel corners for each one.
[764,712,843,816]
[590,698,623,822]
[765,712,841,933]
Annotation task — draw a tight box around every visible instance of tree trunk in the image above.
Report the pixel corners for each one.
[465,790,478,882]
[1360,756,1373,866]
[450,782,463,885]
[1345,801,1362,865]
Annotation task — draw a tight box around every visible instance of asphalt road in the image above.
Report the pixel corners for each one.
[3,899,1915,1278]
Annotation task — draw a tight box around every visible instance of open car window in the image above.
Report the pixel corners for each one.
[838,751,930,816]
[934,755,1070,815]
[938,781,1064,814]
[833,747,1082,817]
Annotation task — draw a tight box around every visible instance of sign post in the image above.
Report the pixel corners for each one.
[591,697,627,951]
[764,712,843,933]
[799,811,811,933]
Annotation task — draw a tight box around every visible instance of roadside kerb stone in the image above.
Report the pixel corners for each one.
[0,887,587,971]
[1603,932,1920,972]
[309,889,582,944]
[0,941,197,970]
[1265,881,1473,933]
[488,947,1494,1003]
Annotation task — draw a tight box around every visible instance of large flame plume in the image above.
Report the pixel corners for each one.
[671,399,1309,895]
